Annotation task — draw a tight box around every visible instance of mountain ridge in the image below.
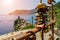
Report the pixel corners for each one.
[9,9,35,16]
[55,1,60,8]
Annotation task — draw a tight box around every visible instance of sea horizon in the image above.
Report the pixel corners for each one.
[0,14,35,35]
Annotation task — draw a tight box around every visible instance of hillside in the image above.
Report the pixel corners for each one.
[54,1,60,30]
[9,10,35,16]
[55,1,60,9]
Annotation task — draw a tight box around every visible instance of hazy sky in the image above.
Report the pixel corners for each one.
[0,0,60,15]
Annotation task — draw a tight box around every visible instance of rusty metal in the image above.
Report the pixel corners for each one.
[40,0,42,3]
[51,3,54,40]
[13,22,55,40]
[26,31,36,40]
[42,29,44,40]
[0,21,55,40]
[15,28,38,40]
[48,0,53,4]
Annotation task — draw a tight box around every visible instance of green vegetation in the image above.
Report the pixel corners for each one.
[54,1,60,30]
[22,25,35,30]
[14,16,35,31]
[54,1,60,9]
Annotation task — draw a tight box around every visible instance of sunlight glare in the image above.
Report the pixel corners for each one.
[3,0,13,6]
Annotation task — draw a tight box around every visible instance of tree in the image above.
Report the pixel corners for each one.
[14,16,21,31]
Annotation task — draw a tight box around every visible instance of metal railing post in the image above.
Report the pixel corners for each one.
[51,3,54,40]
[40,0,42,3]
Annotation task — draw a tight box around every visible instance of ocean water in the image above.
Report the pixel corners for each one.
[0,15,35,35]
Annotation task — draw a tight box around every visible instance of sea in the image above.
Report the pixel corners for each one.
[0,15,35,35]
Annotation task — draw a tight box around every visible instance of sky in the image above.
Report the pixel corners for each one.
[0,0,60,15]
